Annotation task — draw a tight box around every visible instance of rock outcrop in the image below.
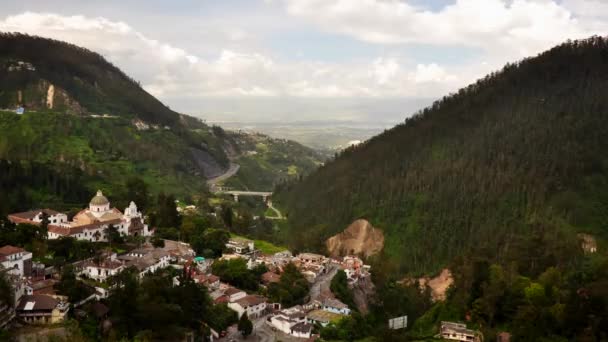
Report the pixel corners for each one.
[326,219,384,258]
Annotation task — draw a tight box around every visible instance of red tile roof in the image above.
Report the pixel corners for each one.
[0,245,25,256]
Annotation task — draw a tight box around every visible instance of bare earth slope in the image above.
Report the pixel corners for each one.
[326,219,384,258]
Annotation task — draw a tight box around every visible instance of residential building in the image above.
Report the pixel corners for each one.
[228,295,267,319]
[0,245,33,277]
[16,295,69,325]
[224,287,247,302]
[226,237,254,256]
[268,306,312,338]
[440,321,481,342]
[322,298,351,315]
[118,247,170,278]
[82,255,125,282]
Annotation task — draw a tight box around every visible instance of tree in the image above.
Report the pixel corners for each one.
[125,177,149,211]
[107,224,123,245]
[238,312,253,337]
[330,270,356,310]
[268,263,309,307]
[0,269,14,308]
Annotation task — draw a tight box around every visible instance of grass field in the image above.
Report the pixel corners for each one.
[230,233,288,254]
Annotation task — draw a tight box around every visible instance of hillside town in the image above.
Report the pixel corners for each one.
[0,190,379,341]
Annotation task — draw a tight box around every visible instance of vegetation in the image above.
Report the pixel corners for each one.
[211,258,265,292]
[238,312,253,337]
[276,36,608,274]
[0,33,322,207]
[330,270,356,310]
[103,267,233,340]
[225,132,322,191]
[267,263,309,307]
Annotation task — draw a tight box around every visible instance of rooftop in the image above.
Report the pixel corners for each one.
[9,209,61,220]
[16,295,60,311]
[0,245,26,256]
[236,295,267,307]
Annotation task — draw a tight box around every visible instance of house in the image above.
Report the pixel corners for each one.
[29,279,58,295]
[296,253,326,264]
[16,295,69,325]
[261,271,281,285]
[162,239,196,263]
[228,295,268,319]
[224,287,247,302]
[440,321,481,342]
[118,247,171,278]
[340,256,371,284]
[192,274,220,290]
[82,255,125,282]
[226,237,254,256]
[0,245,33,277]
[322,298,351,315]
[268,306,312,338]
[306,309,344,327]
[10,191,152,242]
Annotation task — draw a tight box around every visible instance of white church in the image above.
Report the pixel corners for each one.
[9,190,152,242]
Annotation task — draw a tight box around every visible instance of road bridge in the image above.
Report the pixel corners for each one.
[222,190,272,202]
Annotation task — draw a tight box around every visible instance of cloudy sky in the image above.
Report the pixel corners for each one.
[1,0,607,123]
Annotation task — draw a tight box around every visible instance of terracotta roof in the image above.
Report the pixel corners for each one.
[0,245,25,256]
[262,271,281,284]
[84,259,124,270]
[16,295,59,311]
[9,209,61,220]
[224,287,245,296]
[236,295,267,307]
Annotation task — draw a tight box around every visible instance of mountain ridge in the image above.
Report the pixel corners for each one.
[276,36,608,274]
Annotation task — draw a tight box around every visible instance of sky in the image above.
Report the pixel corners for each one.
[1,0,608,123]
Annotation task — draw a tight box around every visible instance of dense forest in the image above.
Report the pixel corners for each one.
[276,36,608,274]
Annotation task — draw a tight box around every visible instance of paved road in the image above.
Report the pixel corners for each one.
[265,202,284,220]
[310,264,339,302]
[207,163,240,189]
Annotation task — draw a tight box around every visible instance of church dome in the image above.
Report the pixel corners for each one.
[90,190,109,206]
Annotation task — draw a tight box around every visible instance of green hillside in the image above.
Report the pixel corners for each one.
[0,33,322,215]
[276,37,608,274]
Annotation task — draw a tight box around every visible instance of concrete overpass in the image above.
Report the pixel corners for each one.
[223,190,272,202]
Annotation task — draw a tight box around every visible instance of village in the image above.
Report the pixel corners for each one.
[0,189,492,342]
[0,190,379,341]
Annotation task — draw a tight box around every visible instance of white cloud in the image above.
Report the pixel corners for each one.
[1,1,606,121]
[0,11,463,104]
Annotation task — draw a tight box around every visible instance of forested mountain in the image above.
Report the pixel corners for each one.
[276,36,608,274]
[0,33,322,215]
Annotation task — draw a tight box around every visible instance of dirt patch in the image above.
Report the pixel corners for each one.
[401,268,454,302]
[326,219,384,258]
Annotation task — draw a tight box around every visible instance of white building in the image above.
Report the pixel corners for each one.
[118,247,171,278]
[228,295,268,319]
[268,306,312,339]
[440,321,481,342]
[226,237,254,255]
[82,255,125,282]
[10,191,152,242]
[322,298,351,315]
[0,246,33,278]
